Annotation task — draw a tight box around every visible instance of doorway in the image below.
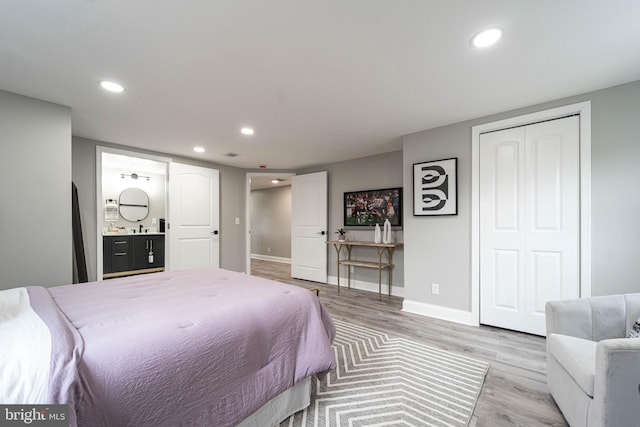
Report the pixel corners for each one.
[471,101,592,334]
[245,173,294,275]
[96,147,170,280]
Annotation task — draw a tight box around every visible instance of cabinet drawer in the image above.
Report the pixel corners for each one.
[109,238,130,252]
[112,251,131,272]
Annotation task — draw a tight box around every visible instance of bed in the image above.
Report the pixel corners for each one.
[0,267,336,426]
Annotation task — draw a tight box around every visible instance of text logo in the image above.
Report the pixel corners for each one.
[1,405,68,427]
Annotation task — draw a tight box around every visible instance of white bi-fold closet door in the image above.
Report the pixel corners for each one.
[479,116,580,336]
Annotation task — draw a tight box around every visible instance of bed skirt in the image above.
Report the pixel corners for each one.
[237,377,311,427]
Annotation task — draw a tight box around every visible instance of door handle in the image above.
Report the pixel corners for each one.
[212,230,219,235]
[317,231,326,235]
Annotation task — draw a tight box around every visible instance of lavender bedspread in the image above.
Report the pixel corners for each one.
[28,268,336,427]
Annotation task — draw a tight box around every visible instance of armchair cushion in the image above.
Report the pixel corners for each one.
[548,333,597,397]
[546,293,640,427]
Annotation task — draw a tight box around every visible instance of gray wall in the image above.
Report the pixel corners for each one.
[300,150,404,288]
[250,186,292,259]
[72,137,246,281]
[0,90,72,290]
[7,78,636,302]
[402,79,640,313]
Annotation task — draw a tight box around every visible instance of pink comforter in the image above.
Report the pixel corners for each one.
[32,268,336,427]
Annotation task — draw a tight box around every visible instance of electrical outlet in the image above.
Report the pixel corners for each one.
[350,266,354,273]
[267,247,271,253]
[235,217,240,225]
[431,283,440,295]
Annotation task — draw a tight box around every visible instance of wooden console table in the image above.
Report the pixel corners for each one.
[326,240,402,301]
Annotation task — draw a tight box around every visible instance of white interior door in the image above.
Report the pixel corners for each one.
[291,171,327,282]
[479,116,580,335]
[169,162,219,270]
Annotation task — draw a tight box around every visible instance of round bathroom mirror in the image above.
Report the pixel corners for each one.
[119,188,149,222]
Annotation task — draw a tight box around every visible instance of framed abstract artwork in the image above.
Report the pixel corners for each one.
[413,158,458,216]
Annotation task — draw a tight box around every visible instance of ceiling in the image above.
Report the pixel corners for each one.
[250,174,291,190]
[1,1,639,170]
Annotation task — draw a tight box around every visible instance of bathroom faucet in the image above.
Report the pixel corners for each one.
[139,224,143,233]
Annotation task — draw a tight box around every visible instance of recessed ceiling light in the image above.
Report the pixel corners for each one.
[271,179,281,184]
[471,28,502,48]
[241,127,255,136]
[99,80,124,93]
[193,146,205,153]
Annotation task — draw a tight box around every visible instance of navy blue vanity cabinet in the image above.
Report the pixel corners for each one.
[131,235,165,271]
[103,236,132,274]
[103,234,165,278]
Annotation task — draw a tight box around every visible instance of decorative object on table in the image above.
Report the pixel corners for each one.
[413,157,457,216]
[383,219,392,243]
[281,319,489,427]
[344,187,402,227]
[335,227,348,242]
[374,223,381,243]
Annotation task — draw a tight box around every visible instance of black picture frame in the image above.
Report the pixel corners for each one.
[344,187,402,227]
[413,158,458,216]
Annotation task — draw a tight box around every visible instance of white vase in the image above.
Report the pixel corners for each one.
[383,219,392,243]
[374,223,381,243]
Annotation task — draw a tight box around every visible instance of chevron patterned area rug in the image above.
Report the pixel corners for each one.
[280,319,489,427]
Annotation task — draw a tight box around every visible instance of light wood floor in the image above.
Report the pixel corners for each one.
[251,259,568,427]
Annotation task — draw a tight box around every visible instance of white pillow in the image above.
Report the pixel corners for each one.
[628,317,640,338]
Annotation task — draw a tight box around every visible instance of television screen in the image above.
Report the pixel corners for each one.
[344,187,402,227]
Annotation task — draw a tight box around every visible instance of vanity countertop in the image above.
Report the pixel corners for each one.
[103,232,165,236]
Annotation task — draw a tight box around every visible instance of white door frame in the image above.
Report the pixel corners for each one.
[244,172,295,274]
[95,146,172,280]
[470,101,592,327]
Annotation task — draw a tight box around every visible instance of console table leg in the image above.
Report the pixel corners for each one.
[387,247,395,297]
[333,244,342,294]
[346,246,353,290]
[377,247,384,301]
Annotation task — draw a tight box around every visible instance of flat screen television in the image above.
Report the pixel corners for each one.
[344,187,402,227]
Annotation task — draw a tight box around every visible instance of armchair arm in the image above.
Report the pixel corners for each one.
[546,298,594,340]
[590,338,640,426]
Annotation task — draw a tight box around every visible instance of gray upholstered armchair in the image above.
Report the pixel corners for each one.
[545,294,640,427]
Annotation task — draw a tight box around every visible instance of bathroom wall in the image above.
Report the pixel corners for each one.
[102,167,166,232]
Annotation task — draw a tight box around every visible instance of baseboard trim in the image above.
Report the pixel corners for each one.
[327,275,405,298]
[250,254,291,264]
[402,299,476,326]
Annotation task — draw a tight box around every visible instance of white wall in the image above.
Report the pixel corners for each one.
[0,90,72,290]
[102,167,166,232]
[402,80,640,320]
